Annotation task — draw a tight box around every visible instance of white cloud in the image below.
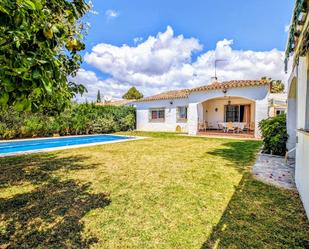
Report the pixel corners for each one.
[89,9,99,15]
[72,69,130,102]
[133,37,143,44]
[72,26,287,101]
[105,9,119,20]
[285,24,290,33]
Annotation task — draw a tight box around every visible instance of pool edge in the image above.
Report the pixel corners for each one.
[0,135,148,157]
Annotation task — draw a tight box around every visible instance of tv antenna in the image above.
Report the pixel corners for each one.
[212,59,227,81]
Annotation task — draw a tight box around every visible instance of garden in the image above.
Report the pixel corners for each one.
[0,132,308,248]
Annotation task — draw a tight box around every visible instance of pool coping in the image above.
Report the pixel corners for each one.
[0,134,148,157]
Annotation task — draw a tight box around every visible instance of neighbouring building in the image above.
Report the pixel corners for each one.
[134,80,271,138]
[96,99,135,107]
[268,93,287,117]
[285,0,309,217]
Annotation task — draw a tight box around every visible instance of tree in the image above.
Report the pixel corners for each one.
[96,90,101,103]
[0,0,90,112]
[261,77,285,93]
[271,80,285,93]
[122,87,143,100]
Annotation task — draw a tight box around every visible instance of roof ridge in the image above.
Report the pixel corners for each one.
[137,79,269,102]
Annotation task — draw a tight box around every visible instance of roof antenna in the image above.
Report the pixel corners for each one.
[211,59,227,82]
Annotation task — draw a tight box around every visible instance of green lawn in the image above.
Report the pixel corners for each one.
[0,132,308,248]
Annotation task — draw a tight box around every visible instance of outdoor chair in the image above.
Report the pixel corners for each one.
[198,122,206,132]
[237,123,245,133]
[226,122,236,133]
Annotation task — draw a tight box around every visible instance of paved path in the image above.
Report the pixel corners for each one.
[253,153,296,190]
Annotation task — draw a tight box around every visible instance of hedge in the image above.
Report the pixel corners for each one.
[0,103,136,139]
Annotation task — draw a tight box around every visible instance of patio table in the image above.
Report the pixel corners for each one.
[218,122,246,132]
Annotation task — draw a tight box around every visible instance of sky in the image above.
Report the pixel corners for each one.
[73,0,295,101]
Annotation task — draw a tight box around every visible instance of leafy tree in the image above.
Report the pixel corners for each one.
[0,0,90,112]
[261,77,285,93]
[96,90,101,103]
[122,87,143,100]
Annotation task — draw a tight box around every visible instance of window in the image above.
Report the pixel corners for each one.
[177,106,188,122]
[275,109,286,116]
[224,104,251,122]
[149,109,165,122]
[225,105,239,122]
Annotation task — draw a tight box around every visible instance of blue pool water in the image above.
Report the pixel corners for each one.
[0,135,132,155]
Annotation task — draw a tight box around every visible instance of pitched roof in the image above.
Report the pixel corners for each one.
[190,80,269,92]
[137,80,269,102]
[137,89,190,102]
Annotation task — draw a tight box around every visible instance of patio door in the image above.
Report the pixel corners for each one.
[225,105,239,122]
[224,104,251,123]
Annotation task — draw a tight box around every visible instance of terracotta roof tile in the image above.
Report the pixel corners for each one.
[137,89,190,102]
[190,80,269,92]
[137,80,269,102]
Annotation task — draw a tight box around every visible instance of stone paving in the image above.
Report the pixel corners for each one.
[253,153,296,190]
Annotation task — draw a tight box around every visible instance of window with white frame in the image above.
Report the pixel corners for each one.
[275,108,286,116]
[149,108,165,122]
[176,106,188,122]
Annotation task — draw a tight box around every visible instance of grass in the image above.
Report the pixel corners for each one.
[0,131,308,248]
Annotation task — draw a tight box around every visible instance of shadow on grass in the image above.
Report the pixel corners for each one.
[0,154,97,188]
[202,141,309,249]
[0,154,111,249]
[206,140,261,173]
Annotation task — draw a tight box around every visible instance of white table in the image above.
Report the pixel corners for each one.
[219,122,246,132]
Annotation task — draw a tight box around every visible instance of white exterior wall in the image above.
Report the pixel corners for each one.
[135,85,269,137]
[296,57,308,130]
[296,132,309,217]
[254,97,269,137]
[187,86,269,136]
[287,97,297,153]
[288,55,309,218]
[135,98,189,132]
[187,103,199,135]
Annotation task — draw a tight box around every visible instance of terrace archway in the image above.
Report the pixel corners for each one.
[197,96,256,138]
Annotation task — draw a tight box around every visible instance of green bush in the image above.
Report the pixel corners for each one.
[259,114,288,156]
[0,104,136,139]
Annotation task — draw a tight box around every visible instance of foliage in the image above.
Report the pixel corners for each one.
[122,87,143,100]
[261,77,285,93]
[1,133,308,248]
[0,103,136,139]
[271,80,285,93]
[259,114,288,155]
[0,0,90,112]
[96,90,101,103]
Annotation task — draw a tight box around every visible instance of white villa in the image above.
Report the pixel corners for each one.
[285,0,309,217]
[134,80,270,138]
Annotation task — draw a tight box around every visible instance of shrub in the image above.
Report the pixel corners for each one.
[119,113,135,131]
[259,114,288,156]
[0,104,136,139]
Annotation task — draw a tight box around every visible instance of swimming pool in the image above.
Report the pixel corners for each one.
[0,134,138,156]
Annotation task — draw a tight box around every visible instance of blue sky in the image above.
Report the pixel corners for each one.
[75,0,294,100]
